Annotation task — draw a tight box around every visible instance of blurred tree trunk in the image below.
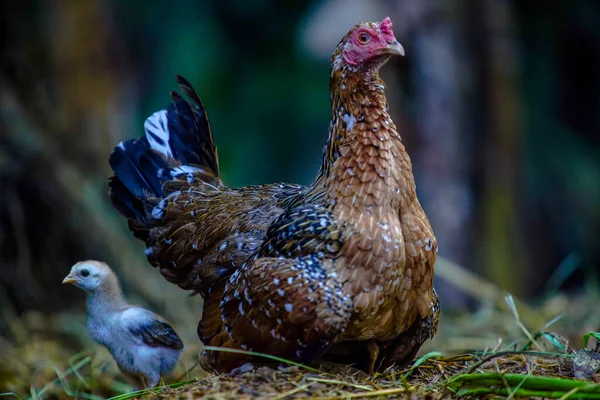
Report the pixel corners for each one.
[475,0,525,296]
[388,0,474,307]
[434,0,526,297]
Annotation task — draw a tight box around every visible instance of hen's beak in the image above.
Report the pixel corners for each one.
[383,40,405,57]
[62,274,76,285]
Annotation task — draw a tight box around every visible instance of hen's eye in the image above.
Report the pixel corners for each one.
[358,32,371,44]
[80,269,90,278]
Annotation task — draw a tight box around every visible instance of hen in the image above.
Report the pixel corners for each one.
[108,17,439,373]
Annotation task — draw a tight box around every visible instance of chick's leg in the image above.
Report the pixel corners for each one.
[119,370,145,391]
[218,256,352,369]
[145,372,159,388]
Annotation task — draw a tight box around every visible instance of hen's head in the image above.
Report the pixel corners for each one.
[333,17,404,73]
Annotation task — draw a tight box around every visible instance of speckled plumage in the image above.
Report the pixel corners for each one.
[108,17,438,374]
[62,261,183,388]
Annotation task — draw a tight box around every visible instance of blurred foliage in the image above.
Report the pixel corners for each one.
[515,1,600,289]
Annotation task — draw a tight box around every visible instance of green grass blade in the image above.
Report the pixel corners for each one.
[448,373,600,398]
[401,351,444,380]
[583,332,600,349]
[0,393,23,400]
[202,346,322,373]
[107,379,199,400]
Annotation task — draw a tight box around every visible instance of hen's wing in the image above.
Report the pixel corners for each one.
[144,182,302,295]
[200,203,352,372]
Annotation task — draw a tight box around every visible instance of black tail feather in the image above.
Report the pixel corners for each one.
[108,75,219,225]
[167,92,202,166]
[167,76,218,176]
[109,138,165,223]
[176,74,218,175]
[109,138,163,198]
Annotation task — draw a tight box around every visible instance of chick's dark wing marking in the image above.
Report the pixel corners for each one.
[129,319,184,350]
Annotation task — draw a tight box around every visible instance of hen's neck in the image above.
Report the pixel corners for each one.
[316,63,415,213]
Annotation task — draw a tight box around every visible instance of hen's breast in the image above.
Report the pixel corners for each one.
[334,210,419,341]
[324,114,423,341]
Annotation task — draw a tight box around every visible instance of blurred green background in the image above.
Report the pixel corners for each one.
[0,0,599,394]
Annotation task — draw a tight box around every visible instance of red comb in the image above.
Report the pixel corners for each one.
[380,17,393,35]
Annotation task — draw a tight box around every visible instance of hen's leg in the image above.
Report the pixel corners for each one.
[366,339,380,374]
[377,291,440,371]
[198,281,251,372]
[203,255,351,372]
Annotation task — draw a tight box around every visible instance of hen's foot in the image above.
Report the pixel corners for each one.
[228,362,255,376]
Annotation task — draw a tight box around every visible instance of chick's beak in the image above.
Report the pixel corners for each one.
[62,274,76,285]
[383,40,405,57]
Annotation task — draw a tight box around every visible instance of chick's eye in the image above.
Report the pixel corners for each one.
[80,269,90,278]
[358,32,371,44]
